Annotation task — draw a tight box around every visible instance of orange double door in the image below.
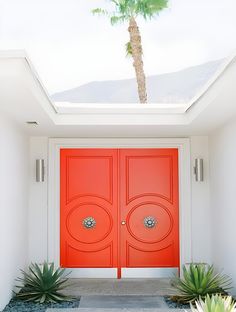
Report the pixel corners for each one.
[60,149,179,276]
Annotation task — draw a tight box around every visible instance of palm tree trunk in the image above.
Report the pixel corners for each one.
[128,16,147,104]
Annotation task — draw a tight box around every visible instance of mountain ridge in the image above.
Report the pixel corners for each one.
[51,59,223,104]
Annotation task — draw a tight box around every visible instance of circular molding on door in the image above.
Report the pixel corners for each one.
[66,203,113,244]
[126,202,173,244]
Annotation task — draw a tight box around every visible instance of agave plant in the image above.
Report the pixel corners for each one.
[15,262,72,303]
[191,294,236,312]
[171,263,232,304]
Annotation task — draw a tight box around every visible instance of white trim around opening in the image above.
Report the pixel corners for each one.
[48,138,192,278]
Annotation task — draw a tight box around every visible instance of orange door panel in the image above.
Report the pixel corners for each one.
[119,149,179,268]
[60,149,118,268]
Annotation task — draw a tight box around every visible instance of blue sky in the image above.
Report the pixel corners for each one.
[0,0,236,93]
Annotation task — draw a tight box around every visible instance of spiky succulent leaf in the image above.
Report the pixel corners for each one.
[15,262,72,303]
[191,294,236,312]
[171,263,232,304]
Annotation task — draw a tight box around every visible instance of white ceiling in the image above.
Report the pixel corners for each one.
[0,50,236,137]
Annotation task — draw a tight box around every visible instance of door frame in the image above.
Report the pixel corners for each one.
[48,138,192,277]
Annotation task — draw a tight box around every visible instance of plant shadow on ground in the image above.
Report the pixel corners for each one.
[2,297,80,312]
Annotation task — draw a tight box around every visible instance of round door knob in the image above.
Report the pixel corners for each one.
[121,221,126,225]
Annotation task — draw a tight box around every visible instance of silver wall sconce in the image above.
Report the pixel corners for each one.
[36,159,45,182]
[194,158,204,182]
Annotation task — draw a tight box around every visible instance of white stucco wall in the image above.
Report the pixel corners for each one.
[0,114,29,311]
[28,136,212,269]
[28,137,48,263]
[190,136,211,263]
[209,118,236,295]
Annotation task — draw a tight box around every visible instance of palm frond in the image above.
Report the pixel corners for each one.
[92,0,169,23]
[110,15,127,25]
[135,0,169,19]
[92,8,109,16]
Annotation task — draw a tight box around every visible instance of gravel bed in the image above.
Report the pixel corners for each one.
[164,296,191,309]
[2,297,80,312]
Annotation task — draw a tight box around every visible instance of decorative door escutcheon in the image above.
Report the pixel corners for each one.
[83,217,96,229]
[143,216,157,229]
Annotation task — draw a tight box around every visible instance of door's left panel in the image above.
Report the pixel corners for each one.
[60,149,118,268]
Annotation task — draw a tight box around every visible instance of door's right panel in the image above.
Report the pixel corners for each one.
[119,149,179,268]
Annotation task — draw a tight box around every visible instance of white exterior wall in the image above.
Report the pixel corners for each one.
[0,114,29,311]
[28,137,48,263]
[209,118,236,295]
[28,136,211,268]
[190,136,211,263]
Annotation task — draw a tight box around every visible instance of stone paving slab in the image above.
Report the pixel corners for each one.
[79,295,167,309]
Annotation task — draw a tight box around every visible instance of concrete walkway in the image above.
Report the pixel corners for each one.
[46,278,185,311]
[62,278,175,296]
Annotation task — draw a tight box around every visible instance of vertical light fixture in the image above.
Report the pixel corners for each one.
[194,158,204,182]
[36,159,45,182]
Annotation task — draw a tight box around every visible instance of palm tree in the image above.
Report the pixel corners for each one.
[92,0,169,104]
